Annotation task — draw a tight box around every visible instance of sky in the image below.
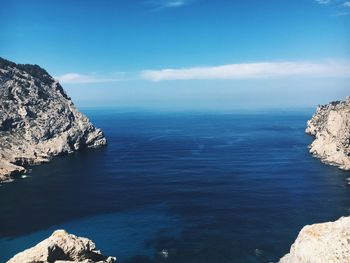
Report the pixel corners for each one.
[1,0,350,110]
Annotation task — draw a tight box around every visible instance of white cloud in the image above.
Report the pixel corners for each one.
[55,73,123,84]
[342,1,350,7]
[141,61,350,81]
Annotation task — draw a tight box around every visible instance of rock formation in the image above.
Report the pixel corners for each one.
[0,57,106,182]
[306,97,350,170]
[280,216,350,263]
[280,99,350,262]
[7,230,116,263]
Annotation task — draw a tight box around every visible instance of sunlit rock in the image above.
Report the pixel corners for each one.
[7,230,116,263]
[306,97,350,170]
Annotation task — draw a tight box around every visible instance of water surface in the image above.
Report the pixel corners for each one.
[1,109,349,262]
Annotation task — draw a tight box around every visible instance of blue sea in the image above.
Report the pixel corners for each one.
[0,109,349,263]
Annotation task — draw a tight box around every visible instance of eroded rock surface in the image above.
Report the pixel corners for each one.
[306,97,350,170]
[0,57,106,182]
[7,230,116,263]
[280,216,350,263]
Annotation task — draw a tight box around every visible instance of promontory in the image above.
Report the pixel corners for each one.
[0,57,106,182]
[280,97,350,263]
[306,97,350,170]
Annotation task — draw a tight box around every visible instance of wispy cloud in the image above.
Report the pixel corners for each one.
[141,61,350,81]
[149,0,195,9]
[55,73,124,84]
[335,11,350,15]
[315,0,350,15]
[335,1,350,15]
[315,0,331,4]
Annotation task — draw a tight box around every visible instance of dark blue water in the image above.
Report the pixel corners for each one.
[1,109,349,263]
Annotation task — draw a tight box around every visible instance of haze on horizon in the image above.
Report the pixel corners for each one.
[1,0,350,110]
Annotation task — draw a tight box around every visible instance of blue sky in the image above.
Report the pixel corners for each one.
[1,0,350,110]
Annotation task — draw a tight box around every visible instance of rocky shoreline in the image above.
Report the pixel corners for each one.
[280,97,350,263]
[0,57,106,183]
[306,97,350,171]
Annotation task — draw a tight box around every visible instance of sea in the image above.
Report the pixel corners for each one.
[0,108,349,263]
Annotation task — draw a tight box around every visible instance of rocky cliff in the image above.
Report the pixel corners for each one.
[0,57,106,182]
[306,97,350,170]
[280,98,350,262]
[280,216,350,263]
[7,230,116,263]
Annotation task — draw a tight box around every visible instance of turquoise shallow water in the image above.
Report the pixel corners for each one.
[0,109,349,262]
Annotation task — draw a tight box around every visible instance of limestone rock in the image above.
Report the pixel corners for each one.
[0,57,107,182]
[280,216,350,263]
[7,230,116,263]
[306,97,350,170]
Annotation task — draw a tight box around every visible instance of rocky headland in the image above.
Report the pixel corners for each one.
[280,97,350,262]
[0,57,106,182]
[306,97,350,170]
[7,230,116,263]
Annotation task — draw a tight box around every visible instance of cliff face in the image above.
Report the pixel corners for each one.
[306,97,350,170]
[0,58,106,182]
[280,216,350,263]
[7,230,116,263]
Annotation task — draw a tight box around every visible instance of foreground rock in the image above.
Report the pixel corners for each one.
[0,57,106,182]
[7,230,116,263]
[306,97,350,170]
[280,216,350,263]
